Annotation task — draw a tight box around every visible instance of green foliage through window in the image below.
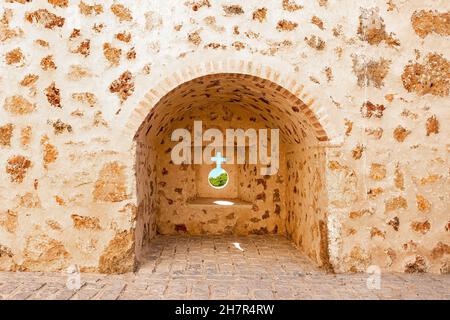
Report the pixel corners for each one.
[208,172,228,188]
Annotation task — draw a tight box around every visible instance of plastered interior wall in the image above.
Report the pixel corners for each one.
[0,0,448,274]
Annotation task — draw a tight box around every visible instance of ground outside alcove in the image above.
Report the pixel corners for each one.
[133,73,333,274]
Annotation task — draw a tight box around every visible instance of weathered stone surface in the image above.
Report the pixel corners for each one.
[411,10,450,38]
[431,242,450,260]
[385,196,407,212]
[0,209,18,233]
[71,39,90,57]
[370,163,386,181]
[71,214,101,230]
[6,155,32,183]
[25,9,65,29]
[93,162,128,202]
[47,0,68,9]
[67,64,91,80]
[44,82,62,108]
[0,8,23,42]
[222,5,244,16]
[103,43,121,66]
[72,92,97,107]
[46,219,62,230]
[361,101,385,118]
[411,220,431,234]
[405,255,428,273]
[111,4,132,22]
[282,0,303,12]
[393,126,410,142]
[4,95,35,115]
[20,74,39,87]
[0,245,15,271]
[416,194,431,213]
[252,8,267,22]
[394,165,404,190]
[388,216,399,231]
[5,47,24,65]
[357,8,399,47]
[18,192,41,208]
[349,208,373,219]
[20,126,32,147]
[352,56,390,88]
[311,16,324,30]
[98,230,135,274]
[109,71,134,103]
[22,232,70,271]
[344,246,371,272]
[305,35,325,50]
[0,124,14,146]
[277,20,298,31]
[50,119,72,135]
[79,1,103,16]
[425,115,440,136]
[40,54,56,70]
[42,140,58,169]
[402,53,449,97]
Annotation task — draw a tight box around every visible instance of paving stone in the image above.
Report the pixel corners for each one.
[96,289,123,300]
[53,289,77,300]
[253,289,275,299]
[0,236,448,299]
[71,288,99,300]
[9,290,34,300]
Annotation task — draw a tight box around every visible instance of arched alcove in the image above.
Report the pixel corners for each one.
[131,68,337,272]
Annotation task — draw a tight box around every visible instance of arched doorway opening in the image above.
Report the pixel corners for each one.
[133,72,333,272]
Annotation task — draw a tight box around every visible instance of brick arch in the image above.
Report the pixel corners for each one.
[123,59,341,144]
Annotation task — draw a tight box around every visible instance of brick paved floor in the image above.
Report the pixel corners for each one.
[0,235,448,300]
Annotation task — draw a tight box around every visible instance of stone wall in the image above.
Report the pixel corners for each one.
[147,104,288,237]
[135,133,157,263]
[285,142,330,269]
[0,0,448,274]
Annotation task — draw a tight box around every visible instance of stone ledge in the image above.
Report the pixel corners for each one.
[187,197,253,208]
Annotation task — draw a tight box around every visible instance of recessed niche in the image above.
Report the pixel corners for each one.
[135,73,330,270]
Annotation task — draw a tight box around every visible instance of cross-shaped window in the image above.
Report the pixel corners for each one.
[208,152,229,189]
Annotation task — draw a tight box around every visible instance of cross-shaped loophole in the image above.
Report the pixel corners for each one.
[211,152,226,168]
[208,152,229,189]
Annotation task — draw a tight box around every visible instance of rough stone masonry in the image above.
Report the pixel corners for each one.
[0,0,448,275]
